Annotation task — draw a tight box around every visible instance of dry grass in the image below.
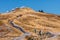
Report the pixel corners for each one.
[0,7,60,40]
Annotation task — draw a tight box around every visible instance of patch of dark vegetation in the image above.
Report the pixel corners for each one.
[39,10,44,13]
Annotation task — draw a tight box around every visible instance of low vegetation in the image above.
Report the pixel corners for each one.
[0,20,3,25]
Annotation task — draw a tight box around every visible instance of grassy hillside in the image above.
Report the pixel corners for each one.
[0,7,60,40]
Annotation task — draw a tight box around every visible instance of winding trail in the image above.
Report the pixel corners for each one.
[9,20,31,40]
[9,21,26,33]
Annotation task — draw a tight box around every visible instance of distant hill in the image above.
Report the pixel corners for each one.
[0,7,60,40]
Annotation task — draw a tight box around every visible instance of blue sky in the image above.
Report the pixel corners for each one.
[0,0,60,14]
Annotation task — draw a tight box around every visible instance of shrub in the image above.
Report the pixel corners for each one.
[39,10,44,12]
[0,21,3,25]
[28,37,33,40]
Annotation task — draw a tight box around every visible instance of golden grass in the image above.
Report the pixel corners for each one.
[0,8,60,40]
